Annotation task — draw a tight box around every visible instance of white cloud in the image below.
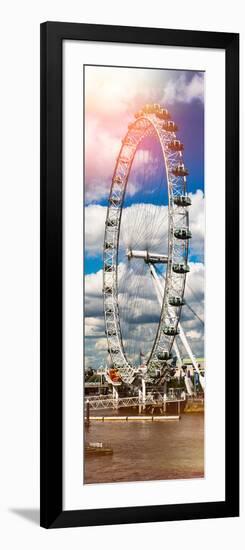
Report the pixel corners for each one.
[95,339,108,351]
[189,190,205,261]
[186,329,203,340]
[85,316,104,337]
[85,116,121,203]
[185,262,204,304]
[85,205,106,257]
[85,202,169,259]
[85,268,103,296]
[85,269,104,321]
[85,190,205,262]
[162,73,204,105]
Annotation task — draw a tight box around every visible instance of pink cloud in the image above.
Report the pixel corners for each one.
[84,66,204,202]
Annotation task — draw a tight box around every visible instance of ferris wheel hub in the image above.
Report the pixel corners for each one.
[126,249,168,264]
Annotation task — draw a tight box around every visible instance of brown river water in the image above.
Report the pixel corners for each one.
[84,412,204,484]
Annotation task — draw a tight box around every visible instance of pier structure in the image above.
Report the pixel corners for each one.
[85,391,185,414]
[112,385,119,408]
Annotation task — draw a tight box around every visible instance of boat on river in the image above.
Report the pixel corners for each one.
[85,442,113,456]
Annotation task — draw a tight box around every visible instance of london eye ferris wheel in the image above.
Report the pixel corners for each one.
[103,103,197,386]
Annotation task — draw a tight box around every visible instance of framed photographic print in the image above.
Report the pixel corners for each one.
[40,22,239,528]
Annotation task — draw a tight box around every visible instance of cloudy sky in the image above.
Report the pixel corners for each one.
[84,65,205,370]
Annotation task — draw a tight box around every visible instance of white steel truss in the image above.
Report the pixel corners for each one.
[149,262,205,391]
[86,395,185,411]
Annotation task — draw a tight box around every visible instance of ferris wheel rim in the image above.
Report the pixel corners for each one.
[103,106,190,384]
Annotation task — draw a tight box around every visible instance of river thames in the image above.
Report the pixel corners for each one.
[84,412,204,484]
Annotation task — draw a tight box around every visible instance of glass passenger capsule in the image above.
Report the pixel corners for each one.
[173,195,192,207]
[163,120,178,132]
[172,164,189,177]
[113,176,123,185]
[163,325,180,336]
[168,140,184,151]
[104,241,114,249]
[174,228,192,239]
[157,351,172,361]
[104,264,114,272]
[104,286,112,294]
[156,108,170,120]
[169,296,185,306]
[142,104,154,114]
[110,348,120,354]
[106,219,118,227]
[172,263,190,274]
[106,329,117,337]
[153,103,161,112]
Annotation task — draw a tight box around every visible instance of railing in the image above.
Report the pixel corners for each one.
[85,395,186,410]
[84,382,109,388]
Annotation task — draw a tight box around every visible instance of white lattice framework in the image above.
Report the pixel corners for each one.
[86,395,185,411]
[103,105,191,384]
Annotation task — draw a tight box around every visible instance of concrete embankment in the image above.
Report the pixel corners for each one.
[89,415,180,422]
[184,400,204,413]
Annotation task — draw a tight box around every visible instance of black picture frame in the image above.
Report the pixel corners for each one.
[40,21,239,529]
